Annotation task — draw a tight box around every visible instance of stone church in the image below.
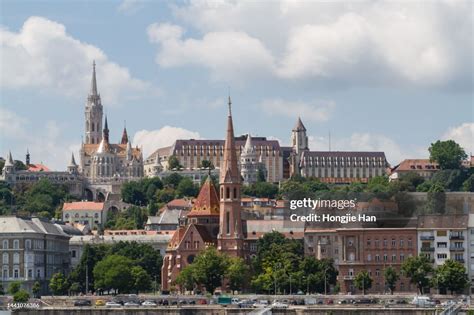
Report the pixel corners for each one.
[78,62,144,201]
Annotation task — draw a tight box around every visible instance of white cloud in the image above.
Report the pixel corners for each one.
[117,0,145,13]
[147,23,275,82]
[260,99,334,122]
[151,1,472,87]
[1,16,152,105]
[132,126,201,158]
[442,122,474,154]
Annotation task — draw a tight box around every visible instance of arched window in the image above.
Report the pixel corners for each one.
[2,240,8,249]
[25,240,31,250]
[91,122,95,132]
[226,187,230,199]
[2,253,8,264]
[13,240,19,249]
[233,188,237,199]
[13,253,19,264]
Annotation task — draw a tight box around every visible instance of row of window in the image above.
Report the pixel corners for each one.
[366,253,412,262]
[365,238,413,248]
[3,239,31,250]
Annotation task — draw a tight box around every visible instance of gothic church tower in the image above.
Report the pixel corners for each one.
[218,97,244,257]
[84,61,103,145]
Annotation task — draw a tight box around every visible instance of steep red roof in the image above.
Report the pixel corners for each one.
[188,178,220,217]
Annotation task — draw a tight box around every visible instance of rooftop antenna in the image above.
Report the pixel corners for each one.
[329,130,331,152]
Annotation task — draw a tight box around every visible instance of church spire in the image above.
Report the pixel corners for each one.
[220,97,240,184]
[90,60,98,96]
[103,115,109,143]
[5,151,14,166]
[121,121,129,145]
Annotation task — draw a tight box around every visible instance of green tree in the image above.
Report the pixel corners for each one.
[176,177,199,197]
[200,160,214,169]
[192,247,227,294]
[49,273,68,295]
[32,281,41,298]
[155,187,175,204]
[175,265,196,292]
[429,140,467,170]
[257,168,266,182]
[163,173,183,188]
[131,266,152,294]
[68,243,109,293]
[168,156,182,170]
[13,289,30,303]
[401,255,433,294]
[93,255,134,294]
[354,270,372,295]
[426,183,446,214]
[432,259,469,294]
[14,160,28,171]
[226,257,250,293]
[8,281,21,295]
[463,174,474,192]
[69,282,81,295]
[384,266,399,294]
[0,284,4,295]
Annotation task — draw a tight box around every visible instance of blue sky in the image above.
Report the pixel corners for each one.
[1,0,473,170]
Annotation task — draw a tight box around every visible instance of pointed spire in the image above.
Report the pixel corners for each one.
[69,153,77,166]
[26,148,30,166]
[293,116,306,131]
[227,95,232,116]
[220,97,240,184]
[103,115,109,143]
[90,60,98,96]
[243,133,255,154]
[189,175,220,216]
[121,127,129,145]
[5,151,14,166]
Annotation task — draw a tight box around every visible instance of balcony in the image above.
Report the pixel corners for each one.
[455,259,465,264]
[449,235,465,240]
[420,235,435,241]
[450,247,465,252]
[420,247,435,252]
[343,275,355,280]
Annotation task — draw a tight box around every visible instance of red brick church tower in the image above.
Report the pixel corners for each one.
[217,97,244,257]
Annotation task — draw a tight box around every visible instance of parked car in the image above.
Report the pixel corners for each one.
[124,301,140,307]
[105,301,122,307]
[197,299,207,305]
[272,301,289,309]
[231,298,240,305]
[95,300,105,306]
[142,301,157,306]
[326,299,334,305]
[253,300,269,308]
[238,300,254,308]
[162,300,169,306]
[74,300,92,307]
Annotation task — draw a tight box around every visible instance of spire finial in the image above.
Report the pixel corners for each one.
[228,94,232,116]
[90,60,98,96]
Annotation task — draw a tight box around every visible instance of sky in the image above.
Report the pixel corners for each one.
[1,0,473,170]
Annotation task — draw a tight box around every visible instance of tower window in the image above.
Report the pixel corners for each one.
[226,212,230,235]
[234,188,237,199]
[226,187,230,199]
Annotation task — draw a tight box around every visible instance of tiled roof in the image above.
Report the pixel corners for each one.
[63,201,104,211]
[188,178,220,217]
[28,164,50,172]
[167,198,193,209]
[82,143,141,159]
[392,159,439,172]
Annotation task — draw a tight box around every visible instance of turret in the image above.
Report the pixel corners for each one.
[3,151,15,174]
[67,153,79,174]
[25,149,30,166]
